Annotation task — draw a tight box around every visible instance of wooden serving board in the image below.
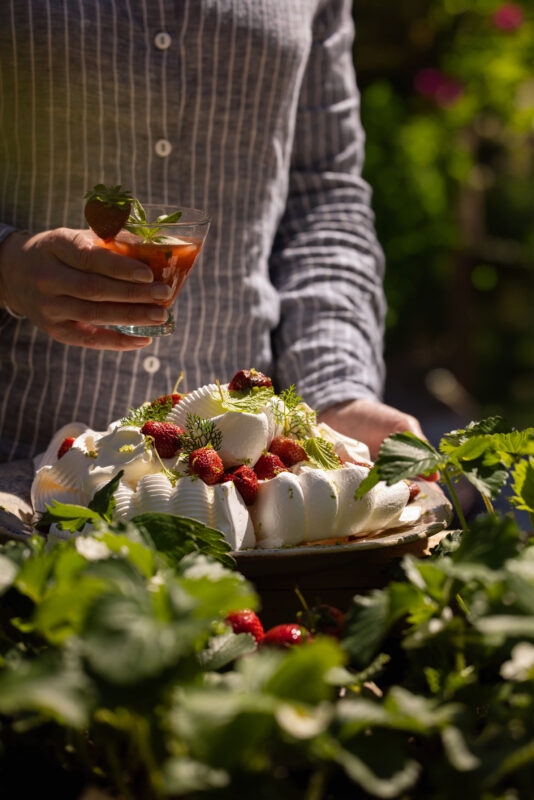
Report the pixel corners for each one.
[0,460,453,626]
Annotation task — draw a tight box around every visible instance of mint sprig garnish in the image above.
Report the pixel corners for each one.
[125,199,182,243]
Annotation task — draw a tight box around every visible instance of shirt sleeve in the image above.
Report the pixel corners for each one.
[0,224,16,245]
[269,0,386,412]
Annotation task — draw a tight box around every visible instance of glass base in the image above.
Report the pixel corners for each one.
[116,310,176,337]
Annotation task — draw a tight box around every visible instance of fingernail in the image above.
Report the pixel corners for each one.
[133,267,154,283]
[150,283,172,300]
[148,307,168,322]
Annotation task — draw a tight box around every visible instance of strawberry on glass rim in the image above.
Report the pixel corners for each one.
[84,187,210,337]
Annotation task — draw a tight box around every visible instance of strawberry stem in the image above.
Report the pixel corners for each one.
[172,371,184,394]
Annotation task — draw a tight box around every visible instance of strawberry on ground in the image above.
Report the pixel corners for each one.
[140,420,184,459]
[57,437,75,460]
[189,446,224,485]
[254,452,288,480]
[261,623,312,649]
[221,465,258,505]
[225,609,264,644]
[269,435,308,468]
[228,368,273,392]
[84,184,133,241]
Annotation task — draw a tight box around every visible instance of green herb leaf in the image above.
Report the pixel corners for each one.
[180,414,223,454]
[440,416,513,452]
[301,437,341,470]
[216,386,275,414]
[120,396,173,426]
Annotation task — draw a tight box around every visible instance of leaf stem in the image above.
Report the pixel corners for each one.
[442,469,468,532]
[482,494,494,514]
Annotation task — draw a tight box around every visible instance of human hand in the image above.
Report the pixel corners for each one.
[0,229,173,349]
[318,398,425,460]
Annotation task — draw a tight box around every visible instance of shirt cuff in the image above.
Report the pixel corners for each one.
[0,224,16,244]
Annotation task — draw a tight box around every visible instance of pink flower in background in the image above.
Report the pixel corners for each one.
[414,68,463,108]
[493,4,524,31]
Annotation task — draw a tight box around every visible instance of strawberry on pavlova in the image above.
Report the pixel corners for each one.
[32,369,420,550]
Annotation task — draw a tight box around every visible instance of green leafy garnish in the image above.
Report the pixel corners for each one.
[216,386,275,414]
[301,437,341,471]
[120,396,173,427]
[271,385,316,436]
[179,414,223,455]
[125,199,183,243]
[40,471,124,532]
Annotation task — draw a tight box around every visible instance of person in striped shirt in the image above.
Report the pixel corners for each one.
[0,0,422,463]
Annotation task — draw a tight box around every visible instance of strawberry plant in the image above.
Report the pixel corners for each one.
[3,417,534,798]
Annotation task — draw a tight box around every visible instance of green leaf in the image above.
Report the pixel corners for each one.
[440,416,513,452]
[198,629,257,671]
[88,469,124,520]
[333,743,420,798]
[262,638,345,705]
[301,437,341,470]
[162,758,229,794]
[40,500,100,532]
[459,455,508,499]
[510,457,534,513]
[216,386,275,414]
[156,210,183,224]
[372,432,442,484]
[354,465,381,498]
[0,657,91,728]
[449,513,522,569]
[0,554,18,596]
[131,513,235,568]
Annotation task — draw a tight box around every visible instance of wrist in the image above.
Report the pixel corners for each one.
[0,231,27,317]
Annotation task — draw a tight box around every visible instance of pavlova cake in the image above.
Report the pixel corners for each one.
[32,369,419,550]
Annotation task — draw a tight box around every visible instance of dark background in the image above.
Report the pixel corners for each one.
[352,0,533,452]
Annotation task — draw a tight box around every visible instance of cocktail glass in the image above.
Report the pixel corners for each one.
[97,205,210,337]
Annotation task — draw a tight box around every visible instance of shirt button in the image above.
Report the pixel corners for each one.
[142,356,161,374]
[154,31,172,50]
[155,139,172,158]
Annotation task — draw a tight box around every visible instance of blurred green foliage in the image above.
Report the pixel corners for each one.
[354,0,534,426]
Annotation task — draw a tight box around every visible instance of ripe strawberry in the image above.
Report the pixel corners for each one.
[254,452,288,480]
[228,368,273,392]
[57,437,75,459]
[269,435,308,467]
[140,420,184,459]
[419,470,440,482]
[189,446,224,485]
[226,609,264,644]
[407,480,421,502]
[221,465,258,505]
[84,184,133,241]
[309,605,345,639]
[151,392,182,410]
[261,623,312,649]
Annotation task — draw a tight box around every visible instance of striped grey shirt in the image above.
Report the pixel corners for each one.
[0,0,385,462]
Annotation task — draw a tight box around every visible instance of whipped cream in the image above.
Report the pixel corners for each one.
[33,378,419,550]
